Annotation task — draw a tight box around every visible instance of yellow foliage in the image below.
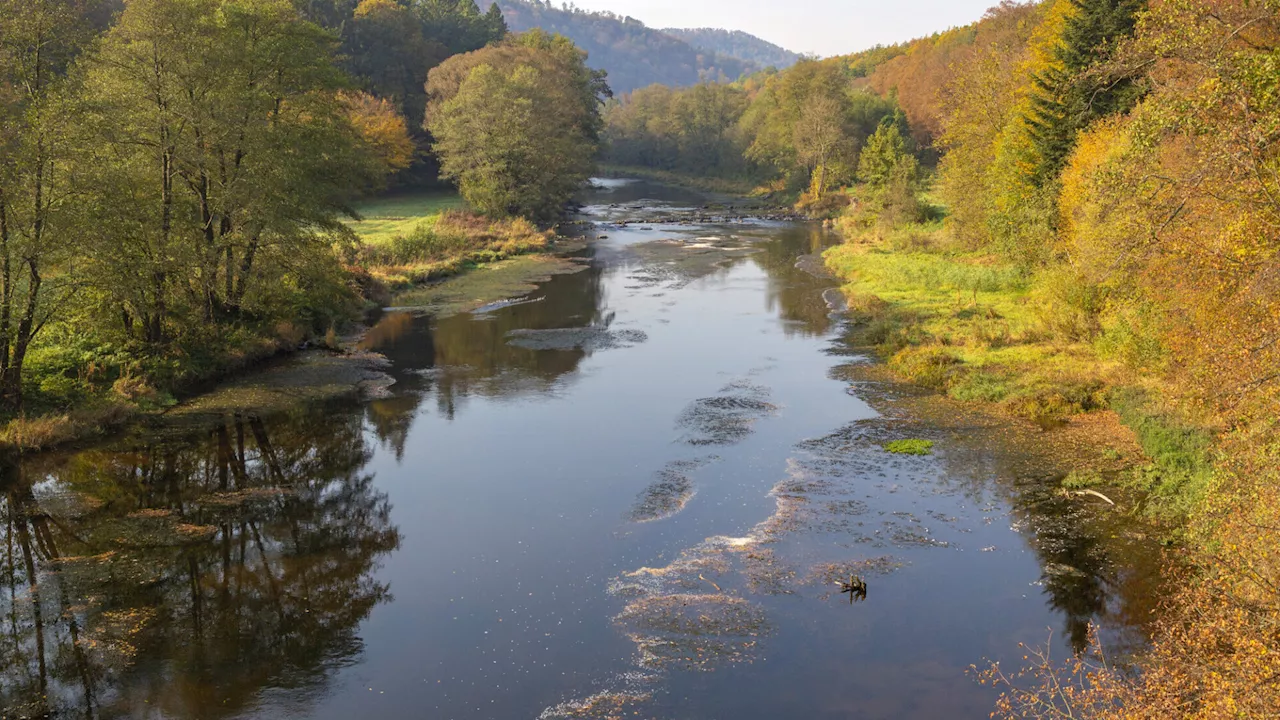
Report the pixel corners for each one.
[341,91,416,173]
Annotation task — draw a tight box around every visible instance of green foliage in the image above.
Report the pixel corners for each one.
[859,122,912,186]
[1110,388,1215,513]
[846,44,908,78]
[339,0,507,153]
[604,82,753,179]
[426,32,606,221]
[602,61,905,193]
[883,439,935,456]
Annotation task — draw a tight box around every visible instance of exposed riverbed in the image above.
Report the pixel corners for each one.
[0,180,1163,719]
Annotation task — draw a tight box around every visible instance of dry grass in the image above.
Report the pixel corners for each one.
[356,210,553,292]
[0,401,134,453]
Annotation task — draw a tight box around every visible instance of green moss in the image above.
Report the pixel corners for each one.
[883,439,935,456]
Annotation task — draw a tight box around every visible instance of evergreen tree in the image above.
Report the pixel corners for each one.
[1025,0,1144,184]
[483,1,508,40]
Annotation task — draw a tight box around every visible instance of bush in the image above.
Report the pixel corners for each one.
[1000,378,1108,427]
[1032,267,1107,341]
[889,346,960,390]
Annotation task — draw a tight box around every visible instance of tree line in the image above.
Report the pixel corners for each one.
[0,0,606,418]
[605,65,904,187]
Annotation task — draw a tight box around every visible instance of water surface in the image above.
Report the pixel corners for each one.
[0,180,1162,719]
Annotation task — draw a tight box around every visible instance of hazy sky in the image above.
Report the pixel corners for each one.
[558,0,1000,57]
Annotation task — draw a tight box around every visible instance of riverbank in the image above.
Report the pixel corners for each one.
[823,207,1280,717]
[822,234,1216,520]
[0,194,587,456]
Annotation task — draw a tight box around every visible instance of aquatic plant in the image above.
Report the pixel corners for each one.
[883,439,935,456]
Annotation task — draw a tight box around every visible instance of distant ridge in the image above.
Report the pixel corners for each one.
[494,1,798,94]
[662,28,803,70]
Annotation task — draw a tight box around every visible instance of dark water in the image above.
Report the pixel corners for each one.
[0,180,1163,719]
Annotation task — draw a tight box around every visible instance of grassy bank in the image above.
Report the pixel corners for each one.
[823,218,1216,518]
[0,192,565,455]
[348,190,558,298]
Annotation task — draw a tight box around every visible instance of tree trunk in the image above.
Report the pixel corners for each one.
[0,189,11,379]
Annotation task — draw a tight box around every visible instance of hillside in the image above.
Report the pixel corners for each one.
[494,1,763,94]
[662,28,802,70]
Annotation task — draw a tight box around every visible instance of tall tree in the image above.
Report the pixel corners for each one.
[794,92,851,196]
[0,0,98,409]
[426,31,608,221]
[79,0,385,344]
[1024,0,1145,183]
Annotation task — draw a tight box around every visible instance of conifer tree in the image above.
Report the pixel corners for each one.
[1025,0,1144,184]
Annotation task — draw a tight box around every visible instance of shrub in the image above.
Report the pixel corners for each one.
[889,345,960,390]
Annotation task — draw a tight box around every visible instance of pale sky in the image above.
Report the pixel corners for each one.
[559,0,1001,57]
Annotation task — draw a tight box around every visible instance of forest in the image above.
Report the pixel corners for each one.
[0,0,606,445]
[497,0,770,93]
[604,0,1280,716]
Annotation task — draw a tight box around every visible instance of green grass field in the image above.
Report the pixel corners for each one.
[348,191,464,246]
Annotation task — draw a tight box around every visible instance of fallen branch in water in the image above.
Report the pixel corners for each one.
[1068,489,1116,506]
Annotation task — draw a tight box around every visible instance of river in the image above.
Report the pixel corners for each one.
[0,180,1164,719]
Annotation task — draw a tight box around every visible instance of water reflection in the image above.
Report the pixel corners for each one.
[751,223,841,336]
[0,406,400,717]
[363,260,608,427]
[896,390,1168,656]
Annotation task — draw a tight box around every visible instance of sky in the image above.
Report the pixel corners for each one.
[557,0,1000,57]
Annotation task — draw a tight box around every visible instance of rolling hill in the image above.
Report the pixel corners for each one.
[662,28,803,70]
[494,1,798,94]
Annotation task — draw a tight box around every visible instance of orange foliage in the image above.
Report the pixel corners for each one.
[341,91,415,172]
[866,26,977,146]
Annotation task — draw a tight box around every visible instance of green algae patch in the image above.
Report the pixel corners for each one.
[883,438,935,456]
[390,252,589,318]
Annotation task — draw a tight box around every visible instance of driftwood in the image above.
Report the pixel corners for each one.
[1068,488,1117,506]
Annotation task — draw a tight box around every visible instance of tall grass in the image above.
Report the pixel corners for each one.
[356,211,553,289]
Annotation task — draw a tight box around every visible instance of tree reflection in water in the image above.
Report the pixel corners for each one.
[0,405,400,718]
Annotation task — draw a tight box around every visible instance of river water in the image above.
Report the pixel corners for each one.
[0,180,1163,719]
